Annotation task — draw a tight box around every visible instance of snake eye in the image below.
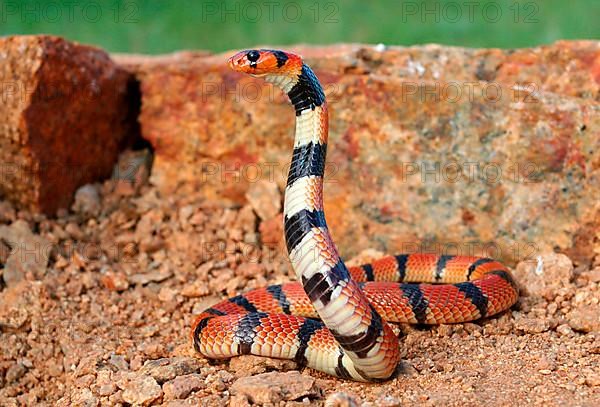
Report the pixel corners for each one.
[246,50,260,62]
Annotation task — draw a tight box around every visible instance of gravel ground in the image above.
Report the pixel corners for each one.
[0,151,598,406]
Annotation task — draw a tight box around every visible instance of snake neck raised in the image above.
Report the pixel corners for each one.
[263,53,398,380]
[265,63,326,115]
[271,64,331,262]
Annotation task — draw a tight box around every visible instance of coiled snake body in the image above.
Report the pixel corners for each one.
[192,49,519,381]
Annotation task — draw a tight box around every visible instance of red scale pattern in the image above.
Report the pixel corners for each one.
[193,254,518,361]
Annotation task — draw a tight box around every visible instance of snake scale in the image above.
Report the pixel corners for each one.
[191,49,519,381]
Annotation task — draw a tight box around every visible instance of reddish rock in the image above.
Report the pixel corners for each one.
[355,41,600,100]
[131,41,600,266]
[326,392,361,407]
[228,355,298,377]
[513,253,574,300]
[71,184,101,216]
[138,357,203,384]
[0,280,44,330]
[180,280,209,298]
[514,316,552,334]
[118,374,163,406]
[586,267,600,283]
[112,148,153,196]
[567,305,600,333]
[100,269,129,292]
[161,374,204,400]
[0,35,134,214]
[0,239,10,264]
[229,371,322,404]
[0,220,51,286]
[259,213,284,248]
[70,388,98,407]
[245,179,281,221]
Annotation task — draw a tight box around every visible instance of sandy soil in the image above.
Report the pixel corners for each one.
[0,152,598,406]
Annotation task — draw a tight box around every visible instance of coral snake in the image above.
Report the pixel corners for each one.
[191,49,519,381]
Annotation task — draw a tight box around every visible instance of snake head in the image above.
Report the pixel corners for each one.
[228,49,302,77]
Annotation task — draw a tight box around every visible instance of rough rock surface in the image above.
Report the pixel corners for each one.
[245,179,282,221]
[228,355,298,377]
[161,373,204,400]
[513,253,574,300]
[229,371,322,404]
[139,357,202,384]
[129,41,600,266]
[0,35,134,214]
[0,220,51,287]
[119,373,163,406]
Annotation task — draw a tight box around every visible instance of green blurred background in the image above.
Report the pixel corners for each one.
[1,0,598,54]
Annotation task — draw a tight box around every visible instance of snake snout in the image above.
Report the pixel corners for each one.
[228,51,250,72]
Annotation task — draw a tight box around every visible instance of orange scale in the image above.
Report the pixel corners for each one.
[348,266,367,282]
[216,301,245,315]
[265,318,278,327]
[371,256,401,281]
[256,327,273,339]
[310,327,335,343]
[258,327,274,338]
[470,261,508,280]
[273,336,286,346]
[281,283,303,297]
[311,229,325,240]
[246,292,277,310]
[343,292,360,309]
[342,302,366,323]
[317,105,329,142]
[441,258,473,282]
[478,278,509,298]
[402,254,437,282]
[407,253,438,266]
